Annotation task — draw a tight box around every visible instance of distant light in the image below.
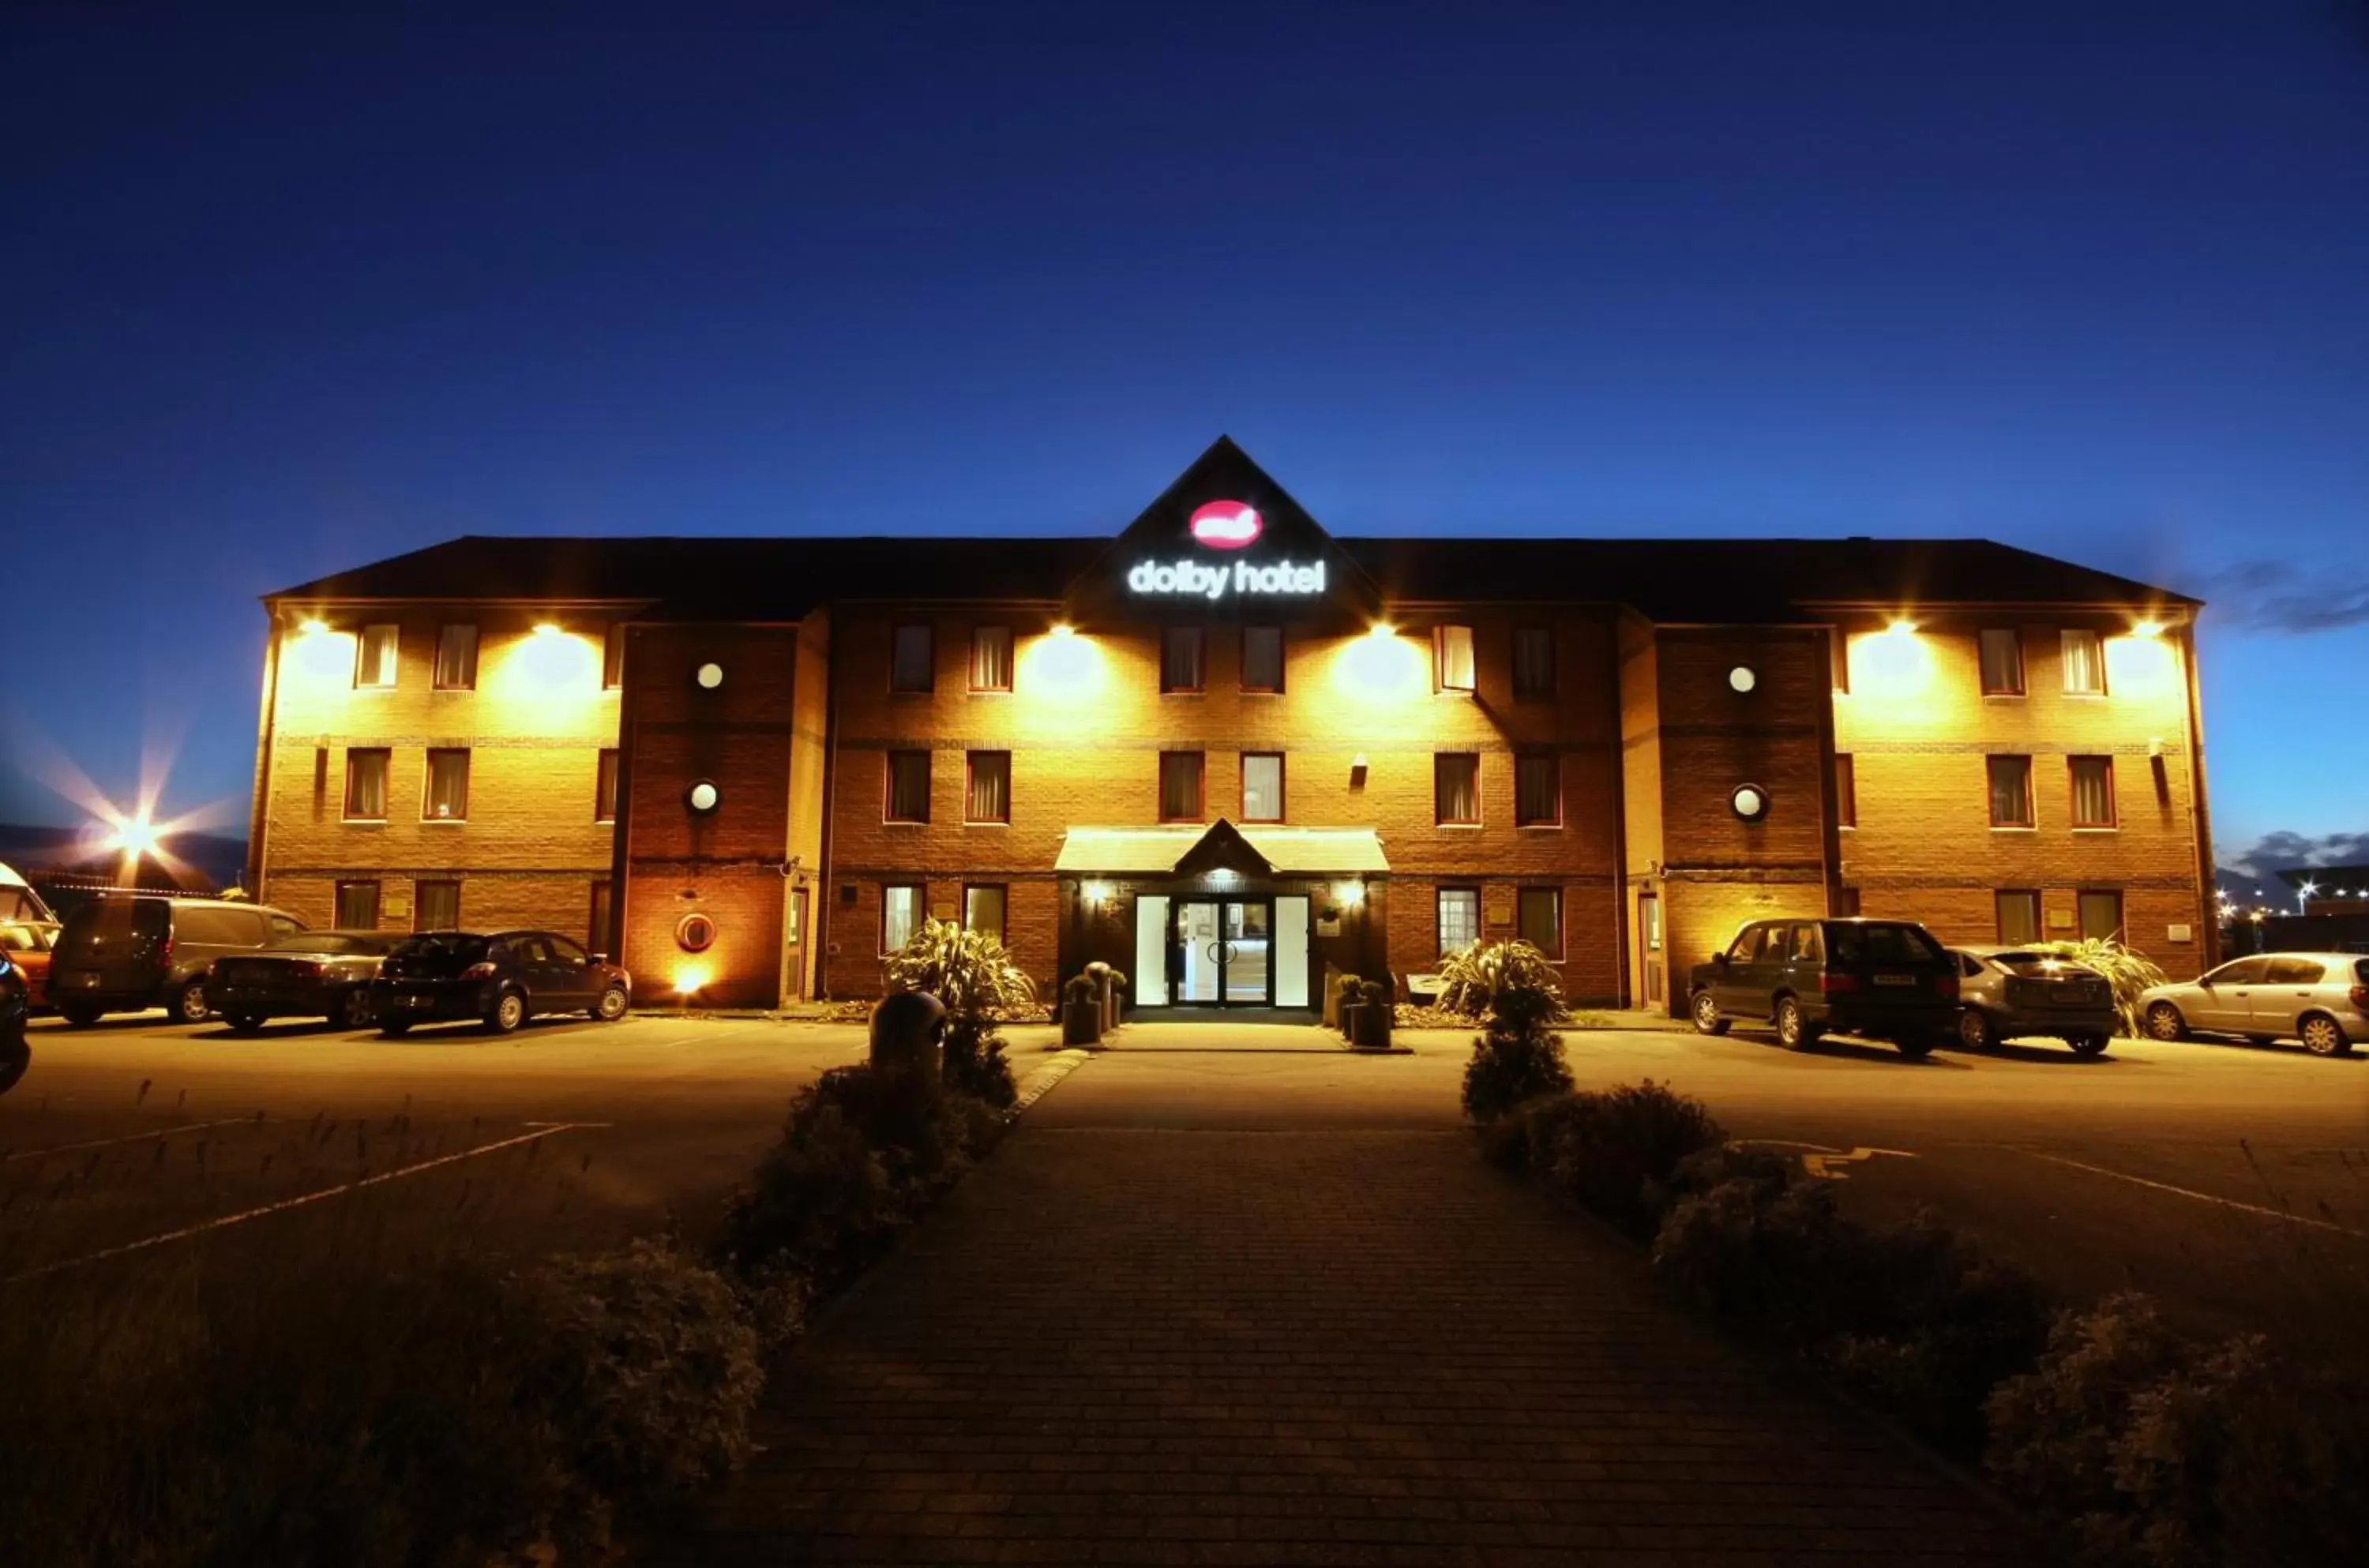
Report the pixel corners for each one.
[1887,617,1918,637]
[2300,880,2318,897]
[2132,619,2164,639]
[105,813,161,857]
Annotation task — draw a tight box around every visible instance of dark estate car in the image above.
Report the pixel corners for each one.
[209,930,401,1032]
[47,896,309,1026]
[1947,945,2119,1056]
[1689,917,1960,1057]
[371,929,632,1036]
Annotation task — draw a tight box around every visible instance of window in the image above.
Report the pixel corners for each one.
[344,748,389,820]
[1995,890,2041,946]
[2078,889,2123,942]
[1160,625,1205,692]
[1512,626,1554,700]
[885,750,931,823]
[970,625,1013,692]
[1518,887,1563,957]
[1241,625,1283,693]
[1987,755,2034,828]
[881,884,923,952]
[890,624,933,692]
[1834,753,1857,828]
[1640,890,1661,952]
[1436,752,1480,824]
[1437,888,1480,955]
[595,748,619,821]
[588,880,613,958]
[423,750,470,821]
[1833,886,1862,917]
[603,624,625,688]
[2265,957,2327,985]
[434,623,479,690]
[1241,753,1284,823]
[2069,756,2116,828]
[1979,628,2024,696]
[1515,754,1560,827]
[355,624,399,688]
[1726,925,1768,963]
[2062,628,2105,694]
[966,751,1010,823]
[1830,628,1851,694]
[335,880,381,929]
[414,879,460,932]
[1433,625,1476,692]
[1158,751,1204,822]
[963,884,1007,942]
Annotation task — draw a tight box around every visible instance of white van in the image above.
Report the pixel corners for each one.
[0,862,54,926]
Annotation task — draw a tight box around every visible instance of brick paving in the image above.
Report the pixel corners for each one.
[666,1046,2026,1566]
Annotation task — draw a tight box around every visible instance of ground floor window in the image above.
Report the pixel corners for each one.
[415,879,460,932]
[1518,887,1562,957]
[335,880,381,928]
[2078,888,2123,942]
[1995,889,2041,946]
[882,883,923,951]
[1437,887,1479,955]
[963,884,1007,942]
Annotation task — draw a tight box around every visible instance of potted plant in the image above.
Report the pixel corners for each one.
[1353,977,1394,1050]
[1061,973,1102,1046]
[1335,972,1365,1041]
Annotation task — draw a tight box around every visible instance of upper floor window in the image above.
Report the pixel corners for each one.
[1158,751,1205,822]
[2061,628,2105,694]
[1436,752,1481,824]
[2069,755,2116,827]
[885,749,931,823]
[966,751,1011,823]
[1514,754,1560,827]
[344,748,389,821]
[1241,752,1284,823]
[595,748,619,822]
[1987,754,2033,828]
[890,624,934,692]
[355,624,400,689]
[423,749,470,821]
[1161,626,1205,693]
[1241,626,1283,693]
[1511,626,1554,700]
[434,623,479,690]
[1433,625,1476,692]
[970,625,1013,692]
[603,624,625,688]
[1978,628,2023,696]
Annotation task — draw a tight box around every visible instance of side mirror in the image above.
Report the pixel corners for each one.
[1710,952,1729,966]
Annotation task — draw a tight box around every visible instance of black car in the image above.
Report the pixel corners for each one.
[372,929,632,1036]
[47,896,309,1026]
[208,930,400,1032]
[1,950,29,1094]
[1688,917,1960,1057]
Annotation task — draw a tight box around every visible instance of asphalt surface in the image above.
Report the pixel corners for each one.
[5,1007,2364,1334]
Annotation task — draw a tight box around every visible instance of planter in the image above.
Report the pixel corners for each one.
[1338,1000,1367,1043]
[1062,1000,1102,1046]
[1351,1003,1392,1052]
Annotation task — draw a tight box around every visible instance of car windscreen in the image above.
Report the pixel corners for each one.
[0,924,51,952]
[1,887,47,923]
[1828,923,1943,965]
[56,898,169,958]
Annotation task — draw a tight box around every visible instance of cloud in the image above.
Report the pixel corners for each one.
[2221,830,2369,880]
[2206,560,2369,634]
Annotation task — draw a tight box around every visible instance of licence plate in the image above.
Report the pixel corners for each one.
[1873,973,1917,987]
[406,993,435,1008]
[76,973,99,988]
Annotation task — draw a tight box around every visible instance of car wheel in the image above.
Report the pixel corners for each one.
[225,1012,265,1033]
[1775,995,1820,1050]
[337,988,375,1030]
[591,985,629,1022]
[485,990,527,1034]
[1690,990,1729,1036]
[1894,1031,1936,1060]
[379,1014,412,1037]
[59,1004,101,1029]
[1957,1008,1997,1052]
[2067,1034,2111,1057]
[2145,1002,2189,1042]
[2300,1013,2351,1056]
[176,980,211,1025]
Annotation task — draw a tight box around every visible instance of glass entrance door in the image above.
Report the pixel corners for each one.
[1169,897,1275,1007]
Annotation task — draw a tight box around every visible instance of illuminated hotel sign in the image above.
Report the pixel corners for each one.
[1128,499,1327,599]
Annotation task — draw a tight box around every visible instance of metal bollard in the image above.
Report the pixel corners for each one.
[869,990,946,1073]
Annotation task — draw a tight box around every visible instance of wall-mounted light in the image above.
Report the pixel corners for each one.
[1730,783,1770,821]
[1050,622,1076,639]
[1368,622,1395,641]
[1728,665,1758,694]
[1081,879,1112,906]
[1887,617,1918,638]
[298,617,329,637]
[1207,867,1237,884]
[2132,618,2164,639]
[1334,880,1365,909]
[533,621,564,639]
[685,780,720,813]
[672,962,711,996]
[695,662,724,689]
[676,912,718,952]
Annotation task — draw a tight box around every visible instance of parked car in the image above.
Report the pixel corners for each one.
[46,895,307,1026]
[1689,917,1959,1057]
[0,920,58,1010]
[1,948,28,1094]
[208,930,401,1032]
[371,929,632,1036]
[2138,952,2369,1056]
[1945,945,2119,1055]
[0,861,55,926]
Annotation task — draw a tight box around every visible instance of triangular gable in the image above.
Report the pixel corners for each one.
[1065,437,1383,628]
[1169,818,1276,879]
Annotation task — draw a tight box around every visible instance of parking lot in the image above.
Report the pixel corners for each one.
[4,1007,2364,1332]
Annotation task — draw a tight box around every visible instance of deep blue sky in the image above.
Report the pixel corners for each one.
[5,2,2365,872]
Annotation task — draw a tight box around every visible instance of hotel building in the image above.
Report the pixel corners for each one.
[246,439,2217,1013]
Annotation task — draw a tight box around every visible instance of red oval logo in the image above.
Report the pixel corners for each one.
[1188,500,1263,550]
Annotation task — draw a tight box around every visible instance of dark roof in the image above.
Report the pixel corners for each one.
[267,531,2195,624]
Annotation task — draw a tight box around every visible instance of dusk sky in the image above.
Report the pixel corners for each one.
[4,3,2364,876]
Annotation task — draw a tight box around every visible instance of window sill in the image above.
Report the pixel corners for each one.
[2071,825,2120,833]
[1241,817,1285,827]
[1515,822,1564,831]
[1980,691,2026,700]
[1988,824,2037,832]
[422,819,468,826]
[966,688,1013,697]
[963,820,1011,828]
[1436,821,1483,830]
[883,820,929,827]
[341,818,388,827]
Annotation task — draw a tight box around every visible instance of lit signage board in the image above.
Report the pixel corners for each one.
[1188,500,1263,549]
[1128,498,1326,600]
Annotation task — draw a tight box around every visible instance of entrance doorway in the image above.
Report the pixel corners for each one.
[1173,898,1272,1006]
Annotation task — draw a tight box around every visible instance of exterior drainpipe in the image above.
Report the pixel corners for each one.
[810,612,843,1001]
[2178,615,2218,970]
[245,605,283,898]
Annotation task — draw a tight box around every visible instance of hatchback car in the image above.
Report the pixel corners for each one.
[0,920,58,1010]
[2138,952,2369,1056]
[1689,917,1959,1056]
[47,896,308,1026]
[1947,945,2119,1055]
[372,929,631,1036]
[209,930,400,1032]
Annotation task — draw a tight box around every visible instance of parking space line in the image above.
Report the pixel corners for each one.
[2007,1148,2364,1237]
[3,1121,602,1282]
[4,1116,259,1162]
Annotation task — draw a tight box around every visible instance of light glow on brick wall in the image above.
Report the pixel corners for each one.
[1332,626,1427,701]
[496,626,601,696]
[1017,626,1106,698]
[2104,632,2177,697]
[1849,624,1935,702]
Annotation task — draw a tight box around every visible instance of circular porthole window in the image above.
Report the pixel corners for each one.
[1729,665,1758,693]
[685,779,720,813]
[676,913,717,953]
[1731,783,1769,821]
[695,662,724,690]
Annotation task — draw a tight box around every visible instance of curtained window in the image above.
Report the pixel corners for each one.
[2060,628,2104,694]
[885,750,931,822]
[1433,625,1476,692]
[355,624,400,688]
[414,880,460,932]
[1518,888,1562,956]
[1241,625,1283,692]
[1515,754,1560,826]
[1158,751,1204,821]
[1436,753,1480,823]
[966,751,1010,823]
[2069,756,2116,827]
[1979,629,2023,695]
[1512,626,1554,699]
[335,880,381,929]
[1241,753,1283,822]
[1995,891,2040,946]
[970,625,1013,692]
[1987,755,2033,827]
[344,748,389,820]
[434,623,479,690]
[963,885,1007,941]
[1161,626,1205,692]
[881,884,922,952]
[423,750,470,821]
[1437,888,1480,955]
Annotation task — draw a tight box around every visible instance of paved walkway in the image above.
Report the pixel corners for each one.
[665,1035,2025,1566]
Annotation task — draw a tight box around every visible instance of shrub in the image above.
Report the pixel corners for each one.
[2025,938,2167,1037]
[1460,1026,1572,1124]
[1435,937,1565,1021]
[884,917,1034,1100]
[1522,1082,1725,1240]
[942,1017,1017,1108]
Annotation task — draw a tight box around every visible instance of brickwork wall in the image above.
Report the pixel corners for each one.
[256,610,619,938]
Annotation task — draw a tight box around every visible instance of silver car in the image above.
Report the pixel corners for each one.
[1947,946,2120,1055]
[2139,951,2369,1056]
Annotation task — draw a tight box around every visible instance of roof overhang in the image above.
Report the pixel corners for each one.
[1055,821,1388,876]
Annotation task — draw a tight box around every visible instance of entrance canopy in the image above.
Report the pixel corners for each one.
[1055,820,1388,877]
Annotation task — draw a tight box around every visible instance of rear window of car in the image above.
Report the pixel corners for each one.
[2264,957,2326,985]
[265,932,386,956]
[58,898,170,955]
[1827,922,1943,965]
[392,933,492,964]
[175,906,264,944]
[1988,951,2096,978]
